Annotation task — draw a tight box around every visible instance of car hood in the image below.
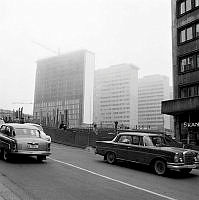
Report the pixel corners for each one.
[157,146,195,153]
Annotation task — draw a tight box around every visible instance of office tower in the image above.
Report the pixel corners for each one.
[94,64,138,129]
[33,50,95,128]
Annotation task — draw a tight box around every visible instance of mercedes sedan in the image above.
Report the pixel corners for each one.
[0,123,51,162]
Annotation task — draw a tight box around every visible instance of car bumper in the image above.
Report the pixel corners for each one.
[167,162,199,170]
[11,151,51,156]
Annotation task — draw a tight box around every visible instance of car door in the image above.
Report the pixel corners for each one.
[127,135,145,163]
[0,125,6,147]
[0,125,12,149]
[115,135,131,161]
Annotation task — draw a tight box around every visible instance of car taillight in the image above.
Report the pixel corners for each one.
[47,143,50,151]
[12,142,18,152]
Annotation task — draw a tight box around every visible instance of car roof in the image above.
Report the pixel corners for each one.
[25,123,41,126]
[2,123,39,130]
[25,123,43,131]
[118,132,161,137]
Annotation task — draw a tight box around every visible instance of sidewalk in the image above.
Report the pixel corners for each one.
[0,181,21,200]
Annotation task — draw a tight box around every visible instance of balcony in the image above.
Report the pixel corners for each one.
[162,96,199,115]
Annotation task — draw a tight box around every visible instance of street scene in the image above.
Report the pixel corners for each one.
[0,143,199,200]
[1,0,199,199]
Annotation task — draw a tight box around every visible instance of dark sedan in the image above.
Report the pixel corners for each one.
[95,132,199,175]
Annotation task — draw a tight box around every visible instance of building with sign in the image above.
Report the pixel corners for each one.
[162,0,199,145]
[33,50,95,128]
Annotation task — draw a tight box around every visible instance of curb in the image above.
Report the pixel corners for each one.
[0,181,21,200]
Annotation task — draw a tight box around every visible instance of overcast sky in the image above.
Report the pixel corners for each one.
[0,0,172,114]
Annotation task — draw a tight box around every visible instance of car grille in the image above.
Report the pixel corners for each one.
[184,151,194,165]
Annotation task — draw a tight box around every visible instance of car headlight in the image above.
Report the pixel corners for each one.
[174,153,179,162]
[194,153,199,162]
[174,153,184,163]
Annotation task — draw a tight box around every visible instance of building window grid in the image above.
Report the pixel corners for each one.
[179,52,199,73]
[178,21,199,44]
[178,0,199,16]
[179,84,199,98]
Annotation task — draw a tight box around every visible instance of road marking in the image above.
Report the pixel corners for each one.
[49,157,178,200]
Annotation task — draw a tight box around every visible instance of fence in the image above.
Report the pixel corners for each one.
[43,127,117,148]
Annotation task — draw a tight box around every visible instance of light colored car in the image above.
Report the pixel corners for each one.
[0,123,51,161]
[25,123,51,142]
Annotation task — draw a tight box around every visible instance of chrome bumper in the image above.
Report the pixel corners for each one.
[167,162,199,170]
[11,151,51,156]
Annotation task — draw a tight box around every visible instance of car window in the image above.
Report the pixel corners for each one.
[1,126,12,137]
[132,135,139,145]
[150,136,166,146]
[164,135,182,147]
[118,135,132,144]
[143,136,154,146]
[0,125,6,133]
[131,135,143,145]
[15,128,41,137]
[6,126,11,133]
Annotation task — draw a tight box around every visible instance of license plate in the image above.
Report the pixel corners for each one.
[27,144,38,149]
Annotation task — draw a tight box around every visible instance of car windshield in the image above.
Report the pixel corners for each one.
[26,123,44,132]
[149,136,166,146]
[143,136,166,147]
[33,125,43,132]
[15,128,40,138]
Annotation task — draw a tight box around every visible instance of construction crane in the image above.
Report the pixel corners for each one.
[32,40,60,55]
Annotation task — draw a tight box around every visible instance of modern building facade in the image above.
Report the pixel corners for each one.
[33,50,95,128]
[93,64,139,128]
[162,0,199,145]
[138,75,173,133]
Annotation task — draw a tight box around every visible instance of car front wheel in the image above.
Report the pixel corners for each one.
[106,152,116,164]
[153,159,167,175]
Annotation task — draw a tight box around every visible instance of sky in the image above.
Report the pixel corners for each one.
[0,0,172,114]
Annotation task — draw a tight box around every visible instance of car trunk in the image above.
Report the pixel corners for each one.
[16,137,48,151]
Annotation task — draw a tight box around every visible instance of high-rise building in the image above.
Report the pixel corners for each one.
[33,50,95,128]
[162,0,199,145]
[93,64,139,128]
[138,75,172,132]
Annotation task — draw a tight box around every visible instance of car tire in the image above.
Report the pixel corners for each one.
[180,169,192,174]
[37,155,46,162]
[153,159,167,175]
[0,148,3,159]
[2,149,10,161]
[106,152,116,164]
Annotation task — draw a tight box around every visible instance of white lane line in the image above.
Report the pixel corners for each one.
[49,157,178,200]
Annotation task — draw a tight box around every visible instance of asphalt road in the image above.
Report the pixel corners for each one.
[0,143,199,200]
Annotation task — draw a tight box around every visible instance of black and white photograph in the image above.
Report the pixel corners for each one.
[0,0,199,199]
